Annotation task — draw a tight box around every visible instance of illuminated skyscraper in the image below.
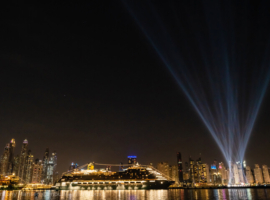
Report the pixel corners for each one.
[203,164,210,183]
[13,155,20,175]
[245,166,254,184]
[45,151,57,185]
[232,163,240,184]
[189,157,195,183]
[254,164,263,184]
[18,139,28,181]
[0,143,11,175]
[193,161,200,183]
[169,165,179,184]
[31,159,43,183]
[183,162,190,184]
[177,152,183,183]
[0,139,16,175]
[243,160,247,175]
[210,162,221,185]
[236,161,245,183]
[25,150,34,183]
[42,148,49,182]
[8,139,16,174]
[218,162,228,185]
[262,165,270,183]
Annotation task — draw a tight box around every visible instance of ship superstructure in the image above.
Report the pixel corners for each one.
[56,163,174,190]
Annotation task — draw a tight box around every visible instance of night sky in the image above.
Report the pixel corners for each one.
[1,1,270,174]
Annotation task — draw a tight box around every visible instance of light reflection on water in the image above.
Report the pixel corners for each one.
[0,189,270,199]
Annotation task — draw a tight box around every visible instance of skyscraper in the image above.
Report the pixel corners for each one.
[233,163,240,184]
[0,139,16,176]
[177,152,183,183]
[0,143,11,175]
[236,161,245,183]
[18,139,28,181]
[189,157,195,183]
[13,155,20,176]
[25,150,34,183]
[45,151,57,185]
[262,165,270,183]
[245,166,254,184]
[8,139,16,174]
[31,159,43,183]
[254,164,264,184]
[210,162,221,185]
[42,148,49,182]
[218,162,228,185]
[52,151,58,184]
[203,163,210,183]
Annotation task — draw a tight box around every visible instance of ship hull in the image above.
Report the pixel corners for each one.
[56,180,173,190]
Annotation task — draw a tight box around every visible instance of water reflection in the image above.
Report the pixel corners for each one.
[0,189,270,199]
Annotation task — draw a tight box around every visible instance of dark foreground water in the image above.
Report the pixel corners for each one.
[1,189,270,200]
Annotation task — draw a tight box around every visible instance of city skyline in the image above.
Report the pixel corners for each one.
[0,138,57,184]
[0,137,269,177]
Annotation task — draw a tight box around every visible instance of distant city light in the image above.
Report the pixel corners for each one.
[128,156,137,158]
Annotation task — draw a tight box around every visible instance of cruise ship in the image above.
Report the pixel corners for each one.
[55,163,174,190]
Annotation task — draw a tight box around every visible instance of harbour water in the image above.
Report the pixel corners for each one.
[1,188,270,200]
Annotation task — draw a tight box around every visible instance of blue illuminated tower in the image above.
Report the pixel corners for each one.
[128,156,137,165]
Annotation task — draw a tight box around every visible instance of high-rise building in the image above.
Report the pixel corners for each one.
[177,152,183,183]
[18,139,28,181]
[193,161,200,183]
[183,162,190,184]
[254,164,264,184]
[157,162,179,183]
[183,171,190,182]
[45,151,57,185]
[42,148,49,182]
[25,150,34,183]
[203,164,210,183]
[128,156,137,165]
[31,159,43,183]
[189,157,195,183]
[232,163,240,184]
[13,155,20,176]
[157,162,170,177]
[169,165,179,184]
[218,162,227,184]
[236,161,245,184]
[0,139,16,176]
[8,139,16,174]
[243,160,247,176]
[245,166,254,184]
[262,165,270,183]
[0,143,11,175]
[210,162,221,185]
